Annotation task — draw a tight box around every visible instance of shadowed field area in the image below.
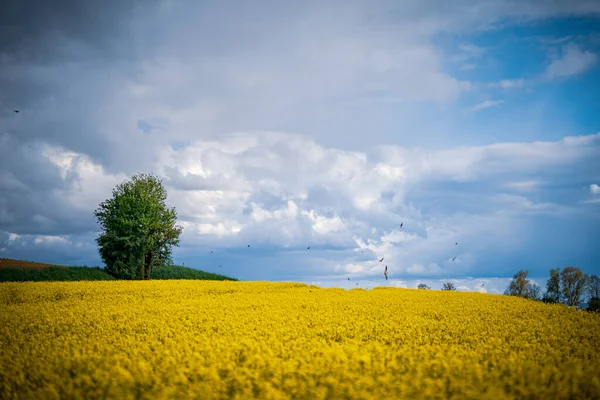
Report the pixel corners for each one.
[1,280,599,399]
[0,258,67,269]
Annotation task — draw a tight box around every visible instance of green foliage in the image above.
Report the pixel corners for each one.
[441,282,456,291]
[151,265,237,281]
[528,283,541,300]
[587,297,600,313]
[504,270,540,300]
[0,266,115,282]
[0,265,235,282]
[417,283,430,290]
[542,267,561,303]
[94,173,183,280]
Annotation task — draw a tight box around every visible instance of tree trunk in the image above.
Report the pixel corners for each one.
[144,251,153,280]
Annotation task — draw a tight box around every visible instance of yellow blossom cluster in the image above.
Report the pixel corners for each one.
[1,281,599,399]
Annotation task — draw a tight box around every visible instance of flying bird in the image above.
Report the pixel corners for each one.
[452,257,456,262]
[384,265,388,281]
[210,251,213,254]
[307,246,310,250]
[455,243,458,245]
[218,265,223,268]
[14,110,19,113]
[378,258,384,262]
[400,222,403,228]
[348,277,350,280]
[247,245,250,248]
[356,283,359,285]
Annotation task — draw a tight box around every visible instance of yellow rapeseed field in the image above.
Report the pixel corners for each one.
[1,281,599,399]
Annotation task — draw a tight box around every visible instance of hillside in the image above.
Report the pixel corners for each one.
[0,258,68,269]
[0,258,236,282]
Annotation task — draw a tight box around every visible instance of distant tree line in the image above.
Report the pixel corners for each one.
[417,282,458,291]
[504,267,600,313]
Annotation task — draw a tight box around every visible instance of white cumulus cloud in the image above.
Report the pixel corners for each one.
[2,130,596,282]
[544,44,598,79]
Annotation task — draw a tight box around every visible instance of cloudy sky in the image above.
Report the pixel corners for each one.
[1,0,599,294]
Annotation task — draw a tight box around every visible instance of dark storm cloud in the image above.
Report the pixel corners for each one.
[0,0,153,165]
[0,1,158,243]
[0,0,139,62]
[0,0,143,110]
[0,136,99,236]
[0,231,101,266]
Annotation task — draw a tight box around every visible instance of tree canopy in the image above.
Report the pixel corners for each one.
[588,275,600,300]
[542,267,561,303]
[560,266,588,307]
[504,270,540,300]
[94,173,183,280]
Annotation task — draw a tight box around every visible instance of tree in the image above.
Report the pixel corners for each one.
[528,283,541,301]
[588,274,600,313]
[560,266,588,307]
[504,270,540,300]
[587,297,600,313]
[94,173,183,280]
[588,275,600,301]
[441,282,456,291]
[417,283,430,290]
[542,267,561,303]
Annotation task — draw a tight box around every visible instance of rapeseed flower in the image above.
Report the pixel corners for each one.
[1,281,599,399]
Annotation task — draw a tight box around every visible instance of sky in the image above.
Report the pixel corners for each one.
[1,0,599,294]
